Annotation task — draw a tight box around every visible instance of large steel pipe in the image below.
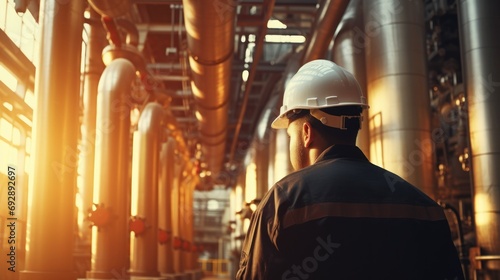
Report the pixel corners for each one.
[183,0,235,174]
[86,58,136,279]
[129,102,165,277]
[332,0,369,159]
[158,138,176,276]
[458,0,500,277]
[19,0,85,279]
[364,0,435,197]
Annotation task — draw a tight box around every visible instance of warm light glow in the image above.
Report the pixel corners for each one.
[18,113,33,127]
[245,162,257,203]
[474,193,492,226]
[0,62,18,92]
[24,90,35,109]
[3,101,13,111]
[242,70,249,82]
[130,107,141,127]
[207,199,219,210]
[274,129,290,181]
[195,110,204,122]
[369,113,384,168]
[130,131,141,216]
[267,19,287,29]
[265,35,306,43]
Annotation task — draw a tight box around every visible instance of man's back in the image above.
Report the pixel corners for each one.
[236,145,464,279]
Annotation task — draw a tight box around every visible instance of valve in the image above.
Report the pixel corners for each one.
[173,236,182,250]
[129,216,147,237]
[158,229,171,244]
[87,203,112,229]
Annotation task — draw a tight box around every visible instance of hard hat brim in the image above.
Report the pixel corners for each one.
[271,114,288,129]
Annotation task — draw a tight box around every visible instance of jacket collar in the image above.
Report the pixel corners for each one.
[314,144,369,164]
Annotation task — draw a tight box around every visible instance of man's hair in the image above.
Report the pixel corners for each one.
[288,106,362,143]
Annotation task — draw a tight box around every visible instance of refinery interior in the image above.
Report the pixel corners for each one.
[0,0,499,279]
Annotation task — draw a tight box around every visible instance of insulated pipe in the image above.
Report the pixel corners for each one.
[364,0,435,197]
[18,0,85,279]
[86,58,136,279]
[158,138,176,276]
[79,6,106,255]
[183,0,235,174]
[129,102,165,277]
[302,0,350,64]
[332,0,369,159]
[457,0,500,277]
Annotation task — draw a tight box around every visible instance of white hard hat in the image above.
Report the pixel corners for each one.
[271,59,368,129]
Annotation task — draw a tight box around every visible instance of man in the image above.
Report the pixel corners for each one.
[236,60,464,280]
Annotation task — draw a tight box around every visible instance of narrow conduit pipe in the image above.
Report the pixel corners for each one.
[182,0,236,174]
[364,0,435,197]
[129,102,165,277]
[457,0,500,277]
[302,0,350,64]
[332,0,370,159]
[79,6,106,257]
[19,0,85,279]
[86,58,136,279]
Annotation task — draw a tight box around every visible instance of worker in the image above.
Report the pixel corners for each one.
[236,59,464,279]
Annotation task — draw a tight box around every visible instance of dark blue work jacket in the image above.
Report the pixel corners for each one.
[236,145,464,280]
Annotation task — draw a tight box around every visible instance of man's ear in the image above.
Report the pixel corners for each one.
[302,122,313,148]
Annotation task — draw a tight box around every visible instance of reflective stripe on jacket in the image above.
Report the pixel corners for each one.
[236,145,464,280]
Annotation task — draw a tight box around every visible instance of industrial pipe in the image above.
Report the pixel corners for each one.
[182,0,236,174]
[364,0,435,197]
[302,0,350,64]
[158,138,176,276]
[86,58,136,279]
[332,0,369,159]
[457,0,500,278]
[79,6,106,261]
[129,102,165,277]
[18,0,85,279]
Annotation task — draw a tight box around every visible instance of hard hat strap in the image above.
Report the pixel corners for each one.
[310,109,362,130]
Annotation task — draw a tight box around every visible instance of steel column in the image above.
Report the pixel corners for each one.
[364,0,435,197]
[458,0,500,277]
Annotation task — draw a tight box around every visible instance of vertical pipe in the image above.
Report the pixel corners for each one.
[332,0,370,159]
[364,0,435,197]
[158,138,176,276]
[457,0,500,277]
[129,103,164,277]
[19,0,85,279]
[172,163,183,274]
[87,58,136,279]
[80,6,106,255]
[184,180,195,272]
